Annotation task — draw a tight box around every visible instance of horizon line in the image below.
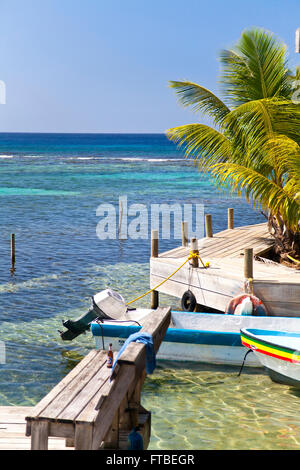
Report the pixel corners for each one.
[0,131,168,135]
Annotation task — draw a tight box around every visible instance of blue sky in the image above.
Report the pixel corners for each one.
[0,0,299,133]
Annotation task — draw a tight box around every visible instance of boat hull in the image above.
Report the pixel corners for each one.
[91,311,300,367]
[241,328,300,387]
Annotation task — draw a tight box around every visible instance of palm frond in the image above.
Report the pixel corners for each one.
[220,28,291,105]
[210,162,300,230]
[169,81,230,125]
[166,124,231,171]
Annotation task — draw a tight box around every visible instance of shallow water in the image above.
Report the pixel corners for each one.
[143,362,300,450]
[1,133,296,450]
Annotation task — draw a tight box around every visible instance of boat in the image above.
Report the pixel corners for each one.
[90,308,300,367]
[241,328,300,387]
[59,288,300,368]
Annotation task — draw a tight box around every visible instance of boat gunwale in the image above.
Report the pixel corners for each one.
[240,328,300,361]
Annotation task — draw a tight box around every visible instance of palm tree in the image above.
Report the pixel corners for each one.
[167,28,300,264]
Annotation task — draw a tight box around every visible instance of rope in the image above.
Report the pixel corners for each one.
[127,252,210,306]
[244,277,254,295]
[287,254,300,265]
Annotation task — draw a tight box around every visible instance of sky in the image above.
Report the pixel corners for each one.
[0,0,300,133]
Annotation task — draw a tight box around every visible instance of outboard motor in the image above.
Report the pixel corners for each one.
[59,289,127,341]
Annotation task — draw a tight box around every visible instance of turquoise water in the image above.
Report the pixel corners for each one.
[2,133,298,450]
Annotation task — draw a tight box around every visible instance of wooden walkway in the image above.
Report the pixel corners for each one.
[159,223,274,260]
[150,223,300,317]
[2,308,170,451]
[0,407,70,450]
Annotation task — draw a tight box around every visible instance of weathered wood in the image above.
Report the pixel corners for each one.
[0,407,73,450]
[114,342,146,377]
[151,229,159,308]
[190,238,199,268]
[118,408,151,450]
[25,309,171,451]
[31,421,49,450]
[138,306,171,353]
[151,230,159,257]
[159,223,272,259]
[228,208,234,229]
[150,291,159,310]
[182,221,188,247]
[58,363,110,421]
[90,364,136,449]
[244,248,254,279]
[205,214,213,238]
[150,251,300,316]
[65,438,74,447]
[10,233,16,275]
[74,422,93,450]
[103,408,119,449]
[36,351,107,420]
[26,349,98,421]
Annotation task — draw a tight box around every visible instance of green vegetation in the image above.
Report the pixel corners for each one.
[167,28,300,264]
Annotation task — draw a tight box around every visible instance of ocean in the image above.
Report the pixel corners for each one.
[1,132,300,450]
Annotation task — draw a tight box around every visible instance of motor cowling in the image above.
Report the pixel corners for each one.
[60,289,127,341]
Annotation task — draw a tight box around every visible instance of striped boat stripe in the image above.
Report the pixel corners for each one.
[241,334,300,363]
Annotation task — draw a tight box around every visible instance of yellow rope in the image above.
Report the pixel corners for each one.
[287,254,300,264]
[127,252,210,306]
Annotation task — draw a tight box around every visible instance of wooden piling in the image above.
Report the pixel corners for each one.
[10,233,16,275]
[190,238,199,268]
[228,208,234,230]
[151,230,159,309]
[244,248,253,279]
[181,221,188,247]
[205,214,213,238]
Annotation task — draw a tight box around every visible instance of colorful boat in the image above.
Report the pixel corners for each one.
[241,328,300,387]
[91,310,300,367]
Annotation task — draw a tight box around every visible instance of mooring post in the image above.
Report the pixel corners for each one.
[10,233,16,275]
[181,221,188,247]
[190,237,199,268]
[205,214,213,238]
[244,248,253,279]
[228,208,234,230]
[151,230,159,309]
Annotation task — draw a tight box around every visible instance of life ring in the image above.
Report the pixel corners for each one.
[181,290,197,312]
[225,294,268,316]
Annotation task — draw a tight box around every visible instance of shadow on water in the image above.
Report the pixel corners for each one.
[60,350,85,374]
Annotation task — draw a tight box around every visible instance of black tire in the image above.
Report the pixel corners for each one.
[181,290,197,312]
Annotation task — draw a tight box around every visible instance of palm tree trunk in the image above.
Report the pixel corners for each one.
[267,214,300,264]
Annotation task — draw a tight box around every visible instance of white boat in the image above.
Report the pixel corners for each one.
[59,288,300,369]
[241,328,300,386]
[91,309,300,367]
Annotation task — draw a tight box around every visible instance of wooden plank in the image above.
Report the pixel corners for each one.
[0,407,32,424]
[37,351,107,420]
[74,422,93,450]
[103,408,119,449]
[26,349,98,420]
[90,364,136,450]
[58,360,111,421]
[133,307,172,353]
[31,421,49,450]
[151,258,244,295]
[115,342,146,377]
[159,223,272,260]
[150,273,233,311]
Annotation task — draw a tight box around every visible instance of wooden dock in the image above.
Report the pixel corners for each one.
[150,219,300,316]
[0,308,171,451]
[0,407,70,450]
